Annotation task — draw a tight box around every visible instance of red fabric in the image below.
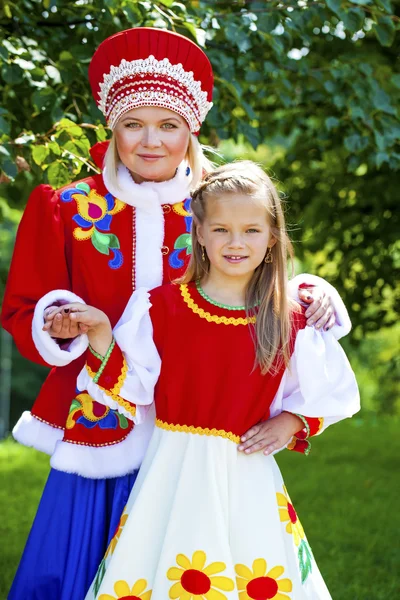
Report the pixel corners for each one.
[89,141,109,170]
[148,283,307,438]
[96,343,125,391]
[1,173,191,441]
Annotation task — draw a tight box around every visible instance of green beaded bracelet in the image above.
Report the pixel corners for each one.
[93,338,115,384]
[89,345,104,361]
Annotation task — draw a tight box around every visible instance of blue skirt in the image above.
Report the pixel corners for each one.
[8,468,138,600]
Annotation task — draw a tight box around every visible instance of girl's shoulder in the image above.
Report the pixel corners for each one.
[149,282,183,312]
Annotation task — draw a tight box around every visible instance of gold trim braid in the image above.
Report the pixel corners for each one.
[156,418,241,444]
[86,364,136,418]
[180,284,255,326]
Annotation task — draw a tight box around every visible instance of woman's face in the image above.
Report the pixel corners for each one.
[114,106,191,183]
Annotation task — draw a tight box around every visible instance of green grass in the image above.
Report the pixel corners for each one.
[1,416,399,599]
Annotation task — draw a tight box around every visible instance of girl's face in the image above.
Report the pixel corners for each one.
[197,194,276,283]
[114,106,191,183]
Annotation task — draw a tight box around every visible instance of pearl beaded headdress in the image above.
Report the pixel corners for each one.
[89,28,214,133]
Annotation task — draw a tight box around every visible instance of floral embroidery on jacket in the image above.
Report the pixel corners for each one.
[60,181,126,269]
[169,197,192,269]
[66,393,129,431]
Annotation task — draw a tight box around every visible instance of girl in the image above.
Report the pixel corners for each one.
[65,161,360,599]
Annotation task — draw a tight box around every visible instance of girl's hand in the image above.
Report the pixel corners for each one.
[238,412,304,456]
[43,306,83,339]
[60,303,113,356]
[298,285,336,331]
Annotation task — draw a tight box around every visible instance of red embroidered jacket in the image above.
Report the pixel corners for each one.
[1,145,193,451]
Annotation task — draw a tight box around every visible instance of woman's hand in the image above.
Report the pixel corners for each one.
[42,306,83,339]
[238,412,304,456]
[298,285,336,331]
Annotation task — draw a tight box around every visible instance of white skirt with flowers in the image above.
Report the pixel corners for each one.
[85,426,332,600]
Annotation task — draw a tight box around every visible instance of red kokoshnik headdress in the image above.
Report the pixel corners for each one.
[89,27,214,133]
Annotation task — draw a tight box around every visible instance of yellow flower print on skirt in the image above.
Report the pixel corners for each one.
[235,559,292,600]
[99,579,152,600]
[167,550,235,599]
[277,486,314,584]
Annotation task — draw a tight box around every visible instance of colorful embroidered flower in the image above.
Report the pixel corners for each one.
[99,578,152,600]
[169,198,193,269]
[167,550,234,599]
[277,486,305,547]
[235,559,292,600]
[60,181,126,269]
[105,512,128,557]
[66,393,129,431]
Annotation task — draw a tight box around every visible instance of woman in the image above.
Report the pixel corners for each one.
[1,27,349,600]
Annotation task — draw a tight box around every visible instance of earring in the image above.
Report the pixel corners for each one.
[201,246,206,261]
[264,247,273,264]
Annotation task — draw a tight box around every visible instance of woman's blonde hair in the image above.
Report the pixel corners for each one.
[180,160,299,375]
[103,132,215,189]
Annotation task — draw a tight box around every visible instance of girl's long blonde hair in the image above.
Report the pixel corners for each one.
[180,160,299,375]
[103,132,215,188]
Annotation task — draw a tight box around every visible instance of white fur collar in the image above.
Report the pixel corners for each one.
[103,161,192,213]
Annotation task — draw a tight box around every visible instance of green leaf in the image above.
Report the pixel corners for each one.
[32,145,50,166]
[298,539,313,584]
[76,182,91,194]
[326,0,342,16]
[373,16,395,47]
[93,558,106,597]
[376,0,393,13]
[68,398,81,413]
[117,413,129,429]
[341,8,365,33]
[0,116,10,135]
[107,234,120,250]
[47,161,70,187]
[391,74,400,89]
[32,87,57,111]
[55,118,83,138]
[344,134,369,153]
[48,141,61,156]
[325,117,340,131]
[1,64,23,84]
[174,233,191,250]
[375,152,389,169]
[372,89,396,115]
[1,157,17,179]
[92,229,111,255]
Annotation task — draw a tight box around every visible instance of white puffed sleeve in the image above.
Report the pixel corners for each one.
[77,287,161,424]
[288,273,351,339]
[270,325,360,453]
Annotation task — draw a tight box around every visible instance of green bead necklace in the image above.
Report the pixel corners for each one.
[196,280,246,311]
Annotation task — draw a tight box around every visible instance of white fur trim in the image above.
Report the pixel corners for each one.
[103,161,192,289]
[288,273,352,340]
[12,411,64,455]
[50,407,155,479]
[32,289,89,366]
